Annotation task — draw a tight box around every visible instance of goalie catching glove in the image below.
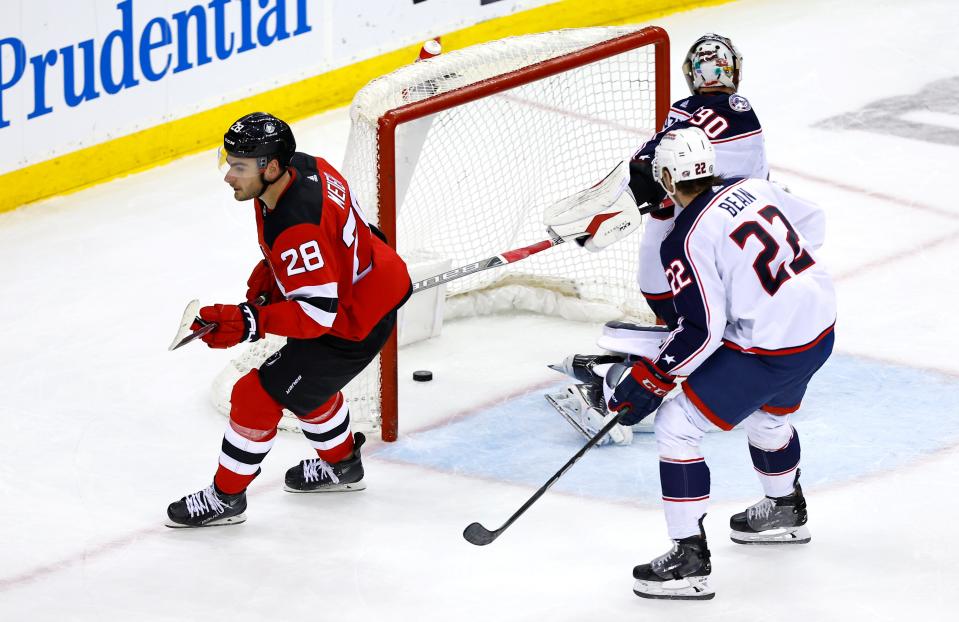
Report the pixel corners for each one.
[606,358,676,425]
[580,191,643,252]
[544,160,630,225]
[544,160,644,252]
[191,303,261,349]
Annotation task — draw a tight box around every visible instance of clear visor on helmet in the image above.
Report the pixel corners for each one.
[217,147,266,178]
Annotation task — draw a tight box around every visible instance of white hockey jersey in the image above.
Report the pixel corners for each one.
[637,92,769,299]
[653,177,836,377]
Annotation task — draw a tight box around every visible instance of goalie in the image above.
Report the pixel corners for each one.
[544,33,770,445]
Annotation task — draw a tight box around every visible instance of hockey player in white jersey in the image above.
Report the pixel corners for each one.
[546,33,770,445]
[604,127,835,600]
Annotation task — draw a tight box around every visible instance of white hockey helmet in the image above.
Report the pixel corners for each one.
[683,33,743,93]
[652,127,716,193]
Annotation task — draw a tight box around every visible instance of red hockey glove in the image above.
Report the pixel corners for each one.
[245,260,283,304]
[606,358,676,426]
[192,303,261,349]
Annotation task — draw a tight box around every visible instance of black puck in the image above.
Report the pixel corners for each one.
[412,370,433,382]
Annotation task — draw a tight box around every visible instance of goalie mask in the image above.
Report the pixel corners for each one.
[683,33,743,94]
[652,127,715,197]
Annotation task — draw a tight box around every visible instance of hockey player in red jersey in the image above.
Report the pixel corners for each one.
[166,112,411,528]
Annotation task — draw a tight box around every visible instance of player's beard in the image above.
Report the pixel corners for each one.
[232,178,266,201]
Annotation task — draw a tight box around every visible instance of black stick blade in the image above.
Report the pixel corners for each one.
[169,322,217,351]
[463,522,498,546]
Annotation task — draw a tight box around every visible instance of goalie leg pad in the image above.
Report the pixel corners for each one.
[547,352,627,384]
[545,383,632,446]
[596,321,670,359]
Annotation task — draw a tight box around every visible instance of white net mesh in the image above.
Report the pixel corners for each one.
[345,26,659,314]
[210,334,378,434]
[213,26,665,436]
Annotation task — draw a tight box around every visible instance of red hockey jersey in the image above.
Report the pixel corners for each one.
[253,153,411,341]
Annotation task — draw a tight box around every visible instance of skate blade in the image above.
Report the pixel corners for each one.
[630,421,655,434]
[545,393,606,443]
[545,392,633,446]
[730,524,810,545]
[633,576,714,600]
[284,481,367,493]
[164,513,247,528]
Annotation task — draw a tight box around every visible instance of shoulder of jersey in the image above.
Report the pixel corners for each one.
[726,93,752,113]
[265,153,325,233]
[290,152,316,177]
[671,96,696,111]
[288,154,324,189]
[688,178,750,213]
[679,93,754,114]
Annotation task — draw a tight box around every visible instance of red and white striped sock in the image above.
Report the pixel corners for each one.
[298,391,354,464]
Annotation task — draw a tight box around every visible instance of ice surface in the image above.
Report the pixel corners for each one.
[2,0,959,619]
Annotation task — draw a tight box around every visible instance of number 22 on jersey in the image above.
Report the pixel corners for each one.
[666,259,693,295]
[730,205,815,296]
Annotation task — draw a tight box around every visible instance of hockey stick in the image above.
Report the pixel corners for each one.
[412,230,583,294]
[174,231,593,349]
[168,299,217,351]
[463,410,626,546]
[170,233,590,350]
[169,294,272,351]
[172,200,655,347]
[413,202,654,294]
[170,321,216,351]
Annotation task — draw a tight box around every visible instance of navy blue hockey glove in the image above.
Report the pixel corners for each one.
[606,358,676,426]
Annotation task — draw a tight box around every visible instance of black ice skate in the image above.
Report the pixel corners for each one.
[633,518,714,600]
[165,484,247,528]
[729,470,810,544]
[285,432,367,493]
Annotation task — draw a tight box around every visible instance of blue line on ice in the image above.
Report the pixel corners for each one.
[372,354,959,502]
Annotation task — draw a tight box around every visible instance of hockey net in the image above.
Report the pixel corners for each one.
[212,25,669,441]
